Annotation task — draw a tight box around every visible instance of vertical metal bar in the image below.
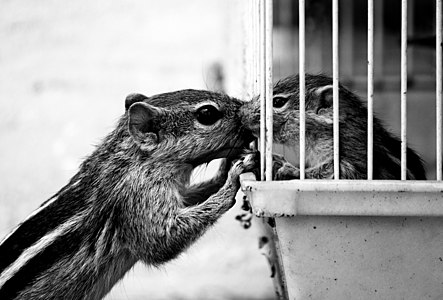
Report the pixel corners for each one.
[264,0,273,182]
[367,0,374,180]
[299,0,306,180]
[259,0,273,182]
[401,0,408,180]
[259,0,266,181]
[333,0,340,179]
[437,0,442,181]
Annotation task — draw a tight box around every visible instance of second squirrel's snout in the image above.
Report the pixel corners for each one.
[239,99,261,137]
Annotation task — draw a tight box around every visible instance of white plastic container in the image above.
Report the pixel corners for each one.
[241,174,443,299]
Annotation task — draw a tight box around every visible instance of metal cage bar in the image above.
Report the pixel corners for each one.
[299,0,306,180]
[367,0,374,180]
[259,0,266,181]
[332,0,340,179]
[401,0,408,180]
[264,0,273,182]
[437,0,442,181]
[259,0,273,182]
[239,1,443,299]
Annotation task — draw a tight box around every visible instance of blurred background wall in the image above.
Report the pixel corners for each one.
[0,1,274,299]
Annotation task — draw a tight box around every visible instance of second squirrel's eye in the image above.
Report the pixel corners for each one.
[273,96,289,108]
[195,105,222,126]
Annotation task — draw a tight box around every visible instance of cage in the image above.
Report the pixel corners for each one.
[239,0,443,299]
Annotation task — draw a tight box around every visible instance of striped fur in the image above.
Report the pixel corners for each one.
[0,90,254,299]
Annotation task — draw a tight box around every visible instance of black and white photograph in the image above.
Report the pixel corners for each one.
[0,0,442,299]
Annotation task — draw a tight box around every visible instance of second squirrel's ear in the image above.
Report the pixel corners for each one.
[313,85,333,114]
[125,93,148,110]
[128,102,162,152]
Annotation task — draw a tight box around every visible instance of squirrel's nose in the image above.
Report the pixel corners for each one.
[239,102,260,134]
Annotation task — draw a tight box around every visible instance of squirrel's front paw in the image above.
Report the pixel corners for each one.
[218,153,257,208]
[273,154,300,180]
[229,152,257,179]
[226,153,258,192]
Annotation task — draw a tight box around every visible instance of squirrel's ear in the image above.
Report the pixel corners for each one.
[128,102,162,152]
[313,85,333,114]
[125,93,148,111]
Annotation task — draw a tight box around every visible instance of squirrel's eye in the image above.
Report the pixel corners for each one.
[273,96,289,108]
[195,105,222,126]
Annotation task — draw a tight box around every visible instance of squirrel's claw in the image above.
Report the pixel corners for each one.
[230,152,258,176]
[223,152,258,208]
[241,152,257,171]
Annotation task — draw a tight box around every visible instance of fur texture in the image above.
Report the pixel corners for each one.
[0,89,255,299]
[240,74,426,180]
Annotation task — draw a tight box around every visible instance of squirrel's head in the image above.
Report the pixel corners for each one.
[240,74,365,143]
[126,89,253,166]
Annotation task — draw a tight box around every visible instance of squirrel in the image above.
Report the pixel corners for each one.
[0,90,256,300]
[240,73,426,180]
